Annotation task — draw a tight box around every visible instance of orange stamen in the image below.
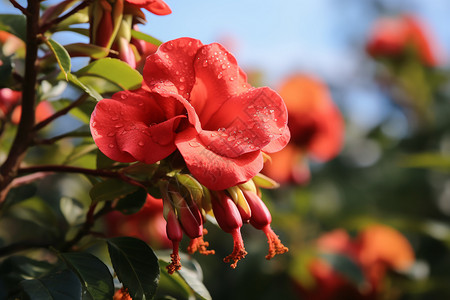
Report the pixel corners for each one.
[166,241,182,274]
[223,228,247,268]
[113,287,132,300]
[263,225,289,260]
[188,229,215,255]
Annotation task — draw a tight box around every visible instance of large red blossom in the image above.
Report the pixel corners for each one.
[91,37,289,190]
[366,14,443,67]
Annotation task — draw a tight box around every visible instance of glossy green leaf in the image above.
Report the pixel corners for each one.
[60,252,114,300]
[90,179,138,203]
[131,30,162,46]
[115,187,148,215]
[47,39,71,81]
[107,237,160,300]
[76,58,142,91]
[0,256,54,287]
[19,269,82,299]
[0,14,26,41]
[64,43,111,59]
[122,163,159,181]
[175,174,204,206]
[67,73,103,101]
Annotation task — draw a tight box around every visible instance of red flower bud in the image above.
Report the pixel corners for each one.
[243,190,288,259]
[175,196,203,239]
[165,209,182,274]
[212,191,247,268]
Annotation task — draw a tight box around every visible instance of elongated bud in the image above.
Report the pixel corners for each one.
[118,37,136,68]
[165,209,182,274]
[172,192,203,239]
[93,0,114,48]
[176,173,204,208]
[212,192,247,268]
[242,190,288,259]
[227,186,251,222]
[252,173,280,189]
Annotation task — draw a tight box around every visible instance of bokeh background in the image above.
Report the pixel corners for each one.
[2,0,450,299]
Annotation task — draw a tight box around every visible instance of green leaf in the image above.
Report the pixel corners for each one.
[19,269,82,299]
[115,187,148,215]
[0,14,26,41]
[64,43,111,59]
[89,179,138,203]
[107,237,160,300]
[60,252,114,300]
[67,73,103,101]
[399,152,450,170]
[76,58,142,91]
[46,39,72,81]
[131,30,162,46]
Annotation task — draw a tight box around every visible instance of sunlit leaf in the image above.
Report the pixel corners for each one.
[64,43,111,59]
[399,152,450,170]
[60,252,114,300]
[67,73,103,101]
[76,58,142,91]
[107,237,160,300]
[131,30,162,46]
[46,39,71,81]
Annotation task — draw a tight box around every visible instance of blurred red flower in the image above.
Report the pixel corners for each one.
[366,14,443,67]
[0,88,21,117]
[263,74,344,184]
[296,225,415,300]
[11,101,54,125]
[125,0,171,16]
[105,194,171,249]
[91,37,290,190]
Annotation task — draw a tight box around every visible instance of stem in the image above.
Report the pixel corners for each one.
[34,94,88,131]
[0,241,52,257]
[0,0,40,202]
[9,0,29,16]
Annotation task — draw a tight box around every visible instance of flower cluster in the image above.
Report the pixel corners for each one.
[90,37,290,273]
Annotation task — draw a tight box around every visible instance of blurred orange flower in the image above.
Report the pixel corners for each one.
[11,101,54,125]
[0,88,21,117]
[263,75,344,184]
[366,14,443,67]
[296,225,415,300]
[105,194,171,249]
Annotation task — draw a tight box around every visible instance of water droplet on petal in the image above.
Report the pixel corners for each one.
[165,43,173,51]
[120,94,127,100]
[221,64,227,70]
[179,85,185,91]
[165,54,170,59]
[91,121,96,127]
[202,60,208,67]
[138,102,144,106]
[111,116,119,121]
[115,123,124,128]
[108,144,115,148]
[201,48,207,55]
[138,141,144,147]
[189,141,201,147]
[229,77,234,81]
[179,76,185,82]
[217,73,223,79]
[107,132,115,137]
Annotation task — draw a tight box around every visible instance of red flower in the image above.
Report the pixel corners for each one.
[105,194,171,249]
[91,37,289,190]
[125,0,171,16]
[263,75,343,184]
[366,14,442,67]
[11,100,54,125]
[0,88,21,117]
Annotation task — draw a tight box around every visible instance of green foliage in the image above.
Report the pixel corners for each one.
[0,14,26,40]
[107,237,160,300]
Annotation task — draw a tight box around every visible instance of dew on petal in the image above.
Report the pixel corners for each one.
[115,123,124,128]
[179,85,185,91]
[229,77,235,81]
[138,141,144,147]
[202,60,208,67]
[179,76,186,82]
[120,94,127,100]
[91,121,97,127]
[217,73,223,79]
[189,141,201,147]
[221,64,227,70]
[107,132,115,137]
[111,116,119,121]
[108,144,115,148]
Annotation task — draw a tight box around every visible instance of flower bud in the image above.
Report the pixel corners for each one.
[212,191,247,268]
[242,190,288,259]
[165,209,182,274]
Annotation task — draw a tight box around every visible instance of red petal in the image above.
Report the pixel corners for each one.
[190,43,249,124]
[126,0,172,15]
[175,127,264,190]
[143,38,203,99]
[198,88,288,157]
[90,89,183,164]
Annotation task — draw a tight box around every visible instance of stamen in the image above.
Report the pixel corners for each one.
[263,225,288,259]
[113,287,131,300]
[223,228,247,268]
[188,229,215,255]
[166,241,182,274]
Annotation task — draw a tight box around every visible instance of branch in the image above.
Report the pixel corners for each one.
[0,241,52,257]
[39,0,94,33]
[0,0,40,202]
[9,0,30,16]
[34,94,89,131]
